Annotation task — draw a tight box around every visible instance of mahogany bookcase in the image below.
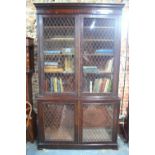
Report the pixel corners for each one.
[34,3,124,149]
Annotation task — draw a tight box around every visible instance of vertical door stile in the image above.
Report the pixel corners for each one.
[79,15,84,143]
[113,16,121,95]
[74,15,79,143]
[75,15,82,143]
[38,15,44,95]
[112,102,120,142]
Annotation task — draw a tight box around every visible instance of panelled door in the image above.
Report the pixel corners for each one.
[38,101,78,143]
[79,100,120,143]
[38,15,78,96]
[80,15,119,96]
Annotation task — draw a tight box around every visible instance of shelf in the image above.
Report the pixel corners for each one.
[83,53,114,56]
[84,26,114,29]
[83,72,112,75]
[44,26,74,29]
[44,71,74,74]
[44,38,74,42]
[44,53,75,56]
[84,39,114,42]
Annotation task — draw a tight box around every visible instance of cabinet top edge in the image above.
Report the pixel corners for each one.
[34,3,125,9]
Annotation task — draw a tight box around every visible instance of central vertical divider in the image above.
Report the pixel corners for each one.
[79,15,84,143]
[75,15,83,143]
[75,15,80,143]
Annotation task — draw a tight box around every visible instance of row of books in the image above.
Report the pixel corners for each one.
[44,48,74,55]
[44,61,64,73]
[45,77,64,93]
[89,78,112,93]
[44,56,74,73]
[83,58,113,73]
[44,48,112,55]
[83,66,98,73]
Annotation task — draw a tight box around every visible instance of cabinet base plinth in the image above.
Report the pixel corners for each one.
[37,142,118,149]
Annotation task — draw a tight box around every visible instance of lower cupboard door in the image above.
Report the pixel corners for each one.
[39,102,76,143]
[81,102,117,143]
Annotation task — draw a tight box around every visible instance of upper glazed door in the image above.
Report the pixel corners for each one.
[80,15,119,96]
[39,15,78,95]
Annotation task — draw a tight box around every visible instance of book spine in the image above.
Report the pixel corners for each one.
[64,57,68,71]
[59,78,63,92]
[45,79,48,91]
[50,77,54,92]
[107,80,112,92]
[104,79,110,92]
[57,78,61,93]
[93,79,98,93]
[96,49,113,53]
[44,62,58,66]
[100,79,106,92]
[53,77,58,93]
[89,81,93,93]
[106,58,113,72]
[44,50,61,54]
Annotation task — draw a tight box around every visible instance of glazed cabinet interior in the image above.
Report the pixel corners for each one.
[35,3,124,149]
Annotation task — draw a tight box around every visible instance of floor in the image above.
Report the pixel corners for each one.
[26,136,129,155]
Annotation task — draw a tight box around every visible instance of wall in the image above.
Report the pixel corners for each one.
[26,0,129,118]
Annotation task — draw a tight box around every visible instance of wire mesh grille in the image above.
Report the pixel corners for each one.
[43,103,74,141]
[81,18,115,94]
[82,104,113,142]
[43,17,75,94]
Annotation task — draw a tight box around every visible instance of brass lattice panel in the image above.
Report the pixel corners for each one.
[42,17,76,94]
[43,103,75,141]
[81,18,115,94]
[82,104,113,142]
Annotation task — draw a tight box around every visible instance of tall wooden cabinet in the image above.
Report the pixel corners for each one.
[34,3,124,149]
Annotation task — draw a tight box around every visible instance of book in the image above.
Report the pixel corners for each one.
[62,48,74,54]
[49,77,64,93]
[95,49,113,53]
[99,79,106,92]
[45,79,49,91]
[93,79,100,93]
[104,58,113,72]
[50,77,54,92]
[64,57,68,71]
[44,68,64,73]
[64,56,73,72]
[53,77,58,93]
[106,80,112,92]
[44,66,58,69]
[57,78,61,93]
[83,66,98,73]
[59,78,63,92]
[98,78,103,92]
[92,78,112,93]
[104,79,112,92]
[89,81,93,93]
[44,62,58,66]
[44,50,61,54]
